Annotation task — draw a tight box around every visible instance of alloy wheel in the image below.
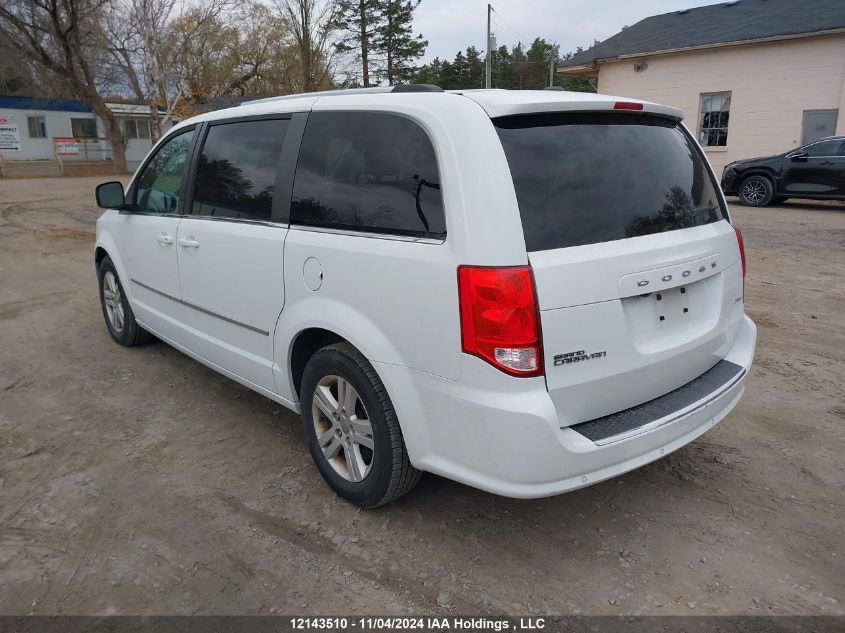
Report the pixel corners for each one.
[102,271,125,332]
[311,375,375,482]
[741,179,767,205]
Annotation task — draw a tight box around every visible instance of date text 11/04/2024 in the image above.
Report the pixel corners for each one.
[289,617,548,631]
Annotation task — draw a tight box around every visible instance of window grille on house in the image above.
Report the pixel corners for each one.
[699,93,731,147]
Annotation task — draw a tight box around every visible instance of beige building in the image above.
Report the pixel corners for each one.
[558,0,845,173]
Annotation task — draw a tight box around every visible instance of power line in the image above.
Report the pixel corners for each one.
[490,6,534,49]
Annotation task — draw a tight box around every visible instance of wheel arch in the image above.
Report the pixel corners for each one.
[737,168,777,188]
[277,298,408,404]
[94,236,135,304]
[289,327,346,400]
[95,245,109,270]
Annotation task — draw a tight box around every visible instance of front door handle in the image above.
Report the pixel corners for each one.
[157,233,175,245]
[178,237,200,248]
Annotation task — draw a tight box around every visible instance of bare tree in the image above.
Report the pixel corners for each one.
[0,0,129,170]
[275,0,342,92]
[0,31,72,96]
[105,0,231,140]
[177,1,294,104]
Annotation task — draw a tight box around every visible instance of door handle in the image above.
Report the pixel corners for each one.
[156,233,175,245]
[178,237,200,248]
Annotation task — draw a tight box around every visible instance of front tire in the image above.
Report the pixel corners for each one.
[738,175,774,207]
[97,256,154,346]
[300,342,420,508]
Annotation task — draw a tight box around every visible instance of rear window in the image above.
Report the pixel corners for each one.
[494,113,726,251]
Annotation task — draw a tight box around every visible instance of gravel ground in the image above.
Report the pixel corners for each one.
[0,176,843,616]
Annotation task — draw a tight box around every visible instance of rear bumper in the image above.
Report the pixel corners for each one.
[376,315,756,499]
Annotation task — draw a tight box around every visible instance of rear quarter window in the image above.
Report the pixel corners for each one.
[495,113,726,251]
[291,111,445,239]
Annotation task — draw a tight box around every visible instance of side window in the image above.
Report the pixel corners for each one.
[804,139,842,157]
[291,111,445,239]
[27,116,47,138]
[125,119,151,140]
[70,117,98,139]
[135,128,194,214]
[192,118,289,222]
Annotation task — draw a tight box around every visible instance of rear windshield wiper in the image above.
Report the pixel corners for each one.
[413,175,440,232]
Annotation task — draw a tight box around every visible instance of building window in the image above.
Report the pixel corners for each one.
[699,93,730,147]
[124,119,151,140]
[27,116,47,138]
[70,118,98,139]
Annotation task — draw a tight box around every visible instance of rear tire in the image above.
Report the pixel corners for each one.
[300,342,421,508]
[738,175,774,207]
[97,256,154,346]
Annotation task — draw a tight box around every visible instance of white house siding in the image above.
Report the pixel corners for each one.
[0,100,173,172]
[109,104,175,172]
[595,33,845,173]
[0,108,98,161]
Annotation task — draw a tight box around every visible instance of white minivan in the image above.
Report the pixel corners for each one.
[94,86,756,507]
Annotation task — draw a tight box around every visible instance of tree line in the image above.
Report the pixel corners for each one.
[411,39,596,92]
[0,0,595,172]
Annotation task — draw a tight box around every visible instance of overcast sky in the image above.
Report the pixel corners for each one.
[414,0,725,62]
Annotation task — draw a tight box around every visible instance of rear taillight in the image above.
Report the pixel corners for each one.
[734,225,746,294]
[457,265,543,377]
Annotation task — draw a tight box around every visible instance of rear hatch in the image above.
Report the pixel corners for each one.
[495,111,746,427]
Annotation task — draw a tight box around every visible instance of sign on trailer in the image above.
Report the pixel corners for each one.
[0,115,21,151]
[54,137,80,156]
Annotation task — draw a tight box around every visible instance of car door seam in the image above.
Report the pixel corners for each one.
[129,277,270,336]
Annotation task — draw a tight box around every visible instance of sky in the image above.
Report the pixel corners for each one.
[414,0,726,63]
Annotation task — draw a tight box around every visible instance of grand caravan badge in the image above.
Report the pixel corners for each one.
[554,349,607,366]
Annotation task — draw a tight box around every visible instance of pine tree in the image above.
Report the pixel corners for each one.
[334,0,382,86]
[463,46,484,89]
[491,44,511,88]
[374,0,426,85]
[412,56,441,85]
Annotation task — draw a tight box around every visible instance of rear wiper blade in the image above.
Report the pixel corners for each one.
[413,175,440,232]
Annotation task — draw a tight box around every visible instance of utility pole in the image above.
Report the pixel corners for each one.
[485,4,492,89]
[549,60,555,88]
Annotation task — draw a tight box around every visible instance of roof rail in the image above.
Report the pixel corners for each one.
[244,84,443,106]
[391,84,443,93]
[246,87,392,105]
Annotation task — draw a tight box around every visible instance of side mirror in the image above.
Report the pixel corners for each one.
[789,151,809,161]
[95,181,126,209]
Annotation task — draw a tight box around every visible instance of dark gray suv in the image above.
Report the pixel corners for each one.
[721,136,845,206]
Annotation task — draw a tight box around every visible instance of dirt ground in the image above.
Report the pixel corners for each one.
[0,176,843,617]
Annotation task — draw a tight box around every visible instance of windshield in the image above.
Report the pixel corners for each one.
[494,112,726,252]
